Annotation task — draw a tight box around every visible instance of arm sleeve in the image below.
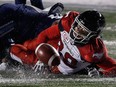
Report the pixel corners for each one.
[98,56,116,76]
[24,25,60,51]
[97,47,116,76]
[97,56,116,70]
[97,42,116,70]
[24,11,79,50]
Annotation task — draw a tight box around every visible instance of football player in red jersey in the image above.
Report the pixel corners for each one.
[10,10,116,77]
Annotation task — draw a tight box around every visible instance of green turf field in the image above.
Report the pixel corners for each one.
[0,1,116,87]
[0,77,116,87]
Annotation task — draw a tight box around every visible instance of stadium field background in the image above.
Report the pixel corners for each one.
[0,1,116,87]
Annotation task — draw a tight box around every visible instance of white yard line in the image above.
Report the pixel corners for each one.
[0,78,116,84]
[104,40,116,45]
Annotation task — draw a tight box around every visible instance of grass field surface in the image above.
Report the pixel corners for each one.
[0,1,116,87]
[0,77,116,87]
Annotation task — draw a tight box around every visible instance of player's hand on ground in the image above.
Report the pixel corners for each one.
[33,60,50,76]
[87,67,100,77]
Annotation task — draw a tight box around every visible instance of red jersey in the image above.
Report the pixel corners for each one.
[23,11,78,50]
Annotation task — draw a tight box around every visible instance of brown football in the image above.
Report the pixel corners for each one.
[35,43,60,66]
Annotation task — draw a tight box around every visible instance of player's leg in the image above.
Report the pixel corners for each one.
[0,3,19,52]
[0,3,37,60]
[30,0,44,10]
[48,3,64,15]
[15,0,26,4]
[0,3,18,26]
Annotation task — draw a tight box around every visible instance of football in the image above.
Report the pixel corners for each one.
[35,43,60,66]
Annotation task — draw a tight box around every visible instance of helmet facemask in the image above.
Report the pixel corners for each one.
[69,16,102,45]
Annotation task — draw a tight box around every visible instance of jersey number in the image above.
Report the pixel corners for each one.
[63,52,78,68]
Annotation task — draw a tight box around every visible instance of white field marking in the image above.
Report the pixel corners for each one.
[103,40,116,45]
[106,27,116,31]
[0,78,116,84]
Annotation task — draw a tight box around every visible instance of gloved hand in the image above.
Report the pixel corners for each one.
[33,60,45,72]
[33,60,50,75]
[87,67,100,77]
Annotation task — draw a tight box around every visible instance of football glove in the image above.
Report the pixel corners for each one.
[87,67,100,77]
[33,60,50,75]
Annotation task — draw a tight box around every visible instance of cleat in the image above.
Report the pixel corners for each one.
[48,3,64,15]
